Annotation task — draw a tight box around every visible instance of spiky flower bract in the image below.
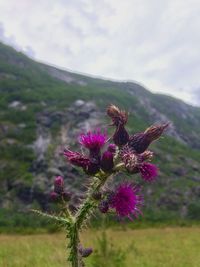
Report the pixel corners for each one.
[139,162,158,182]
[109,183,143,219]
[64,149,90,168]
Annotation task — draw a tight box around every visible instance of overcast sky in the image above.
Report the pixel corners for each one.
[0,0,200,106]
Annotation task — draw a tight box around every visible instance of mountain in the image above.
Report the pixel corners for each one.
[0,41,200,227]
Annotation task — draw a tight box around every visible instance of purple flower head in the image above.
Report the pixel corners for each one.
[54,176,64,194]
[139,162,158,182]
[109,183,143,219]
[64,149,90,168]
[79,129,107,155]
[100,150,114,172]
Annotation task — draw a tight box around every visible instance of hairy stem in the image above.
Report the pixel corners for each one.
[67,173,111,267]
[75,173,110,230]
[70,223,80,267]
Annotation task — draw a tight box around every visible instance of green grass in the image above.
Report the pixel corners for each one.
[0,227,200,267]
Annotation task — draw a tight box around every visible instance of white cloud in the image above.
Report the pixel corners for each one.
[0,0,200,105]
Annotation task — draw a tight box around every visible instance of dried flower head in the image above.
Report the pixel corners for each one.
[107,104,128,126]
[139,150,154,161]
[128,123,169,153]
[139,162,158,182]
[107,105,129,146]
[109,183,143,219]
[121,149,139,173]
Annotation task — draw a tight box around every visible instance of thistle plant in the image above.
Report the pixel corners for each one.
[32,104,168,267]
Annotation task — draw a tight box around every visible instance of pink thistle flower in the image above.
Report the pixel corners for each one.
[64,149,90,168]
[139,162,158,182]
[109,183,143,219]
[79,129,107,155]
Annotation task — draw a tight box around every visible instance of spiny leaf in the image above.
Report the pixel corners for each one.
[30,209,71,226]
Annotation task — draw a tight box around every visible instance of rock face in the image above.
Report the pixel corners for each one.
[1,100,104,211]
[0,41,200,220]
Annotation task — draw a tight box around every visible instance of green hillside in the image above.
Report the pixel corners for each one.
[0,41,200,229]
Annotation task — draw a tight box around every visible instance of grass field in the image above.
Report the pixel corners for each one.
[0,227,200,267]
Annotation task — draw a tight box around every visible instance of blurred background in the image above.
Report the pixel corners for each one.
[0,1,199,266]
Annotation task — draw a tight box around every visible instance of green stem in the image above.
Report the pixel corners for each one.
[75,173,110,230]
[68,173,111,267]
[70,223,80,267]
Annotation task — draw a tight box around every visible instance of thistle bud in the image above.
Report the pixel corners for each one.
[54,176,64,194]
[128,123,169,153]
[79,247,93,258]
[113,125,129,146]
[92,191,102,200]
[62,191,71,201]
[50,191,60,202]
[107,144,116,153]
[98,200,109,213]
[100,151,114,172]
[84,162,100,175]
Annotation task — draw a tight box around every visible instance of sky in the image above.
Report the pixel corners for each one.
[0,0,199,106]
